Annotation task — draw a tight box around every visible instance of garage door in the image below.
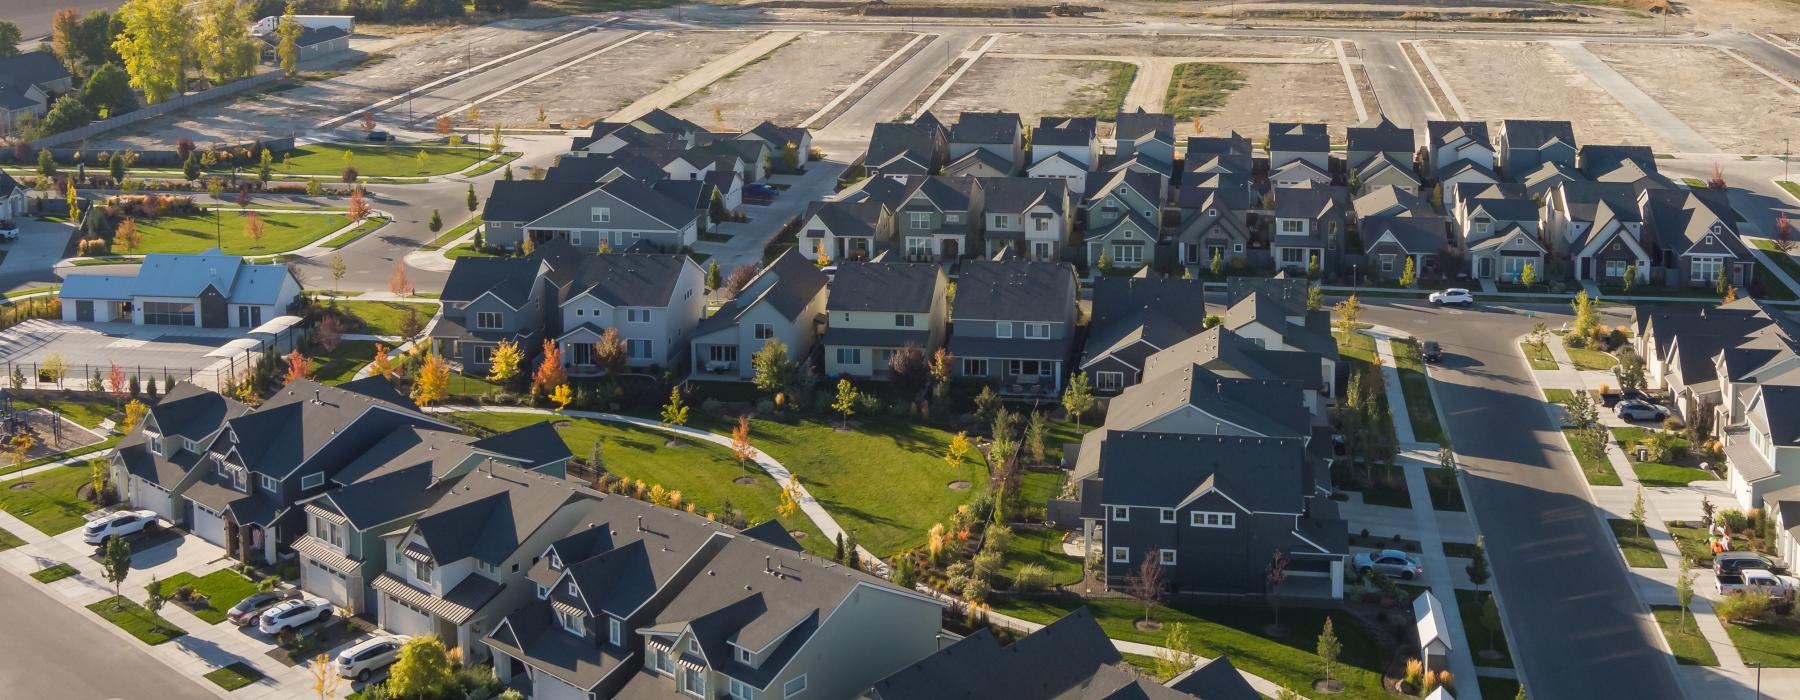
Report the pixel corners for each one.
[532,672,589,700]
[132,477,175,524]
[190,503,226,546]
[303,560,352,610]
[380,594,435,638]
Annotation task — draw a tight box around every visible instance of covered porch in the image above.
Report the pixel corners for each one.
[903,234,965,262]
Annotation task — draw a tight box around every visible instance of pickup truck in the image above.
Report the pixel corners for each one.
[1716,568,1800,599]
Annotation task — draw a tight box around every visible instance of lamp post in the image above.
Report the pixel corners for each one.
[1749,661,1763,699]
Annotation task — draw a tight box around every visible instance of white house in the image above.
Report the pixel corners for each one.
[59,248,301,328]
[555,254,706,373]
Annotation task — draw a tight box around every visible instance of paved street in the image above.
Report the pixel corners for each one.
[0,568,213,699]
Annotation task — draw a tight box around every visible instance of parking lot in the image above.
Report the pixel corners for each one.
[0,321,263,391]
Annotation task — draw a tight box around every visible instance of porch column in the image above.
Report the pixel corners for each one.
[494,653,513,683]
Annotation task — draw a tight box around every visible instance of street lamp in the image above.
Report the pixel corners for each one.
[1749,660,1762,700]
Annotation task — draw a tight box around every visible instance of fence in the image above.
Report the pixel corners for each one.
[1,319,303,394]
[27,71,289,150]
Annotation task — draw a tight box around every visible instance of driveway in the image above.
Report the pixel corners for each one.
[695,158,847,269]
[0,219,77,292]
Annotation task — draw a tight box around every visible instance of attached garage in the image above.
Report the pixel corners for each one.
[531,672,590,700]
[304,560,354,610]
[189,501,227,546]
[131,477,176,524]
[380,593,436,638]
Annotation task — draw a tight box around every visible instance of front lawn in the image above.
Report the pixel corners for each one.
[204,662,264,691]
[87,596,186,645]
[1753,238,1800,285]
[994,596,1389,698]
[1336,330,1377,365]
[159,569,260,624]
[1607,518,1666,568]
[1721,614,1800,667]
[310,341,378,385]
[1543,388,1576,410]
[330,300,437,337]
[31,562,77,582]
[0,526,22,551]
[1750,254,1800,301]
[1652,605,1719,665]
[1565,347,1618,371]
[1667,520,1740,567]
[1521,341,1558,370]
[1339,462,1411,508]
[1632,462,1718,488]
[1565,427,1621,486]
[1391,338,1446,444]
[998,526,1083,588]
[0,466,97,535]
[1457,589,1512,668]
[1424,467,1464,511]
[130,211,346,255]
[279,143,490,177]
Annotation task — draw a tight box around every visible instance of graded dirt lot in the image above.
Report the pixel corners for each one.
[669,31,914,131]
[1171,62,1361,139]
[1587,43,1800,154]
[992,32,1334,59]
[930,57,1136,125]
[1417,40,1665,149]
[480,30,769,127]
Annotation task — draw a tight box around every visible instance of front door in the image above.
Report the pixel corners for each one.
[199,286,228,328]
[75,300,93,322]
[942,238,958,259]
[1478,257,1494,279]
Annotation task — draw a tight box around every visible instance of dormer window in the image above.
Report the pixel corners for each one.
[609,617,623,646]
[688,638,701,656]
[549,552,563,570]
[737,646,753,665]
[414,559,433,584]
[148,434,164,455]
[557,608,585,636]
[567,580,579,597]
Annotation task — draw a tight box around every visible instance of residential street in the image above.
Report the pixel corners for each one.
[0,571,213,699]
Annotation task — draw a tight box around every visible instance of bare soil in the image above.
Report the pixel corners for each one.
[1418,40,1665,149]
[1174,62,1361,139]
[1587,42,1800,153]
[480,30,767,128]
[932,57,1131,126]
[991,32,1334,59]
[671,31,914,131]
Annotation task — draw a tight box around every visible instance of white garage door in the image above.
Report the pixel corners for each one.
[303,560,352,610]
[532,672,589,700]
[381,595,435,638]
[190,503,226,546]
[132,478,175,524]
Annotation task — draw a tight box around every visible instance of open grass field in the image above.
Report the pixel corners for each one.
[130,211,345,256]
[0,466,97,535]
[1163,63,1245,120]
[279,143,490,177]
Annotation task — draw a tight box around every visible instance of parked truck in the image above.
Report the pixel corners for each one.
[1716,568,1800,604]
[250,14,353,37]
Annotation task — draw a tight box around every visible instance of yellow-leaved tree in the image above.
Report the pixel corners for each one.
[549,384,572,412]
[411,351,449,406]
[486,339,521,386]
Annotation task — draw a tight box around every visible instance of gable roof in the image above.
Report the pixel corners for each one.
[870,608,1134,700]
[441,256,544,306]
[1427,120,1491,150]
[916,175,980,211]
[544,154,666,185]
[868,121,943,173]
[484,180,598,223]
[1354,185,1429,218]
[148,382,252,442]
[693,249,828,337]
[982,176,1067,215]
[1084,169,1163,206]
[1346,114,1415,162]
[1095,431,1304,513]
[950,111,1022,145]
[804,199,886,238]
[1268,122,1329,154]
[1579,144,1657,179]
[742,121,807,148]
[411,461,597,566]
[1502,119,1576,151]
[1435,158,1500,183]
[1084,275,1213,366]
[945,147,1013,175]
[1142,326,1325,391]
[1115,109,1175,144]
[1168,656,1261,700]
[828,261,940,313]
[0,52,72,97]
[1105,363,1309,438]
[1642,189,1748,257]
[1033,116,1097,147]
[953,258,1076,323]
[1363,216,1450,255]
[223,378,431,478]
[1272,184,1348,221]
[561,254,694,308]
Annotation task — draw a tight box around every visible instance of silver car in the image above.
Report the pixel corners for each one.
[1354,549,1424,580]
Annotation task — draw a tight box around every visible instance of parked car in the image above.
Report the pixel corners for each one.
[1716,552,1782,576]
[1421,340,1443,363]
[366,130,393,143]
[258,598,333,635]
[82,509,160,545]
[334,635,408,681]
[1715,568,1800,600]
[1354,549,1424,580]
[1427,288,1474,306]
[226,590,301,626]
[0,220,17,241]
[1615,400,1670,422]
[744,183,778,198]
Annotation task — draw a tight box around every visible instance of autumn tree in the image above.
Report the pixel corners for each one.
[731,415,755,472]
[660,387,689,427]
[368,343,395,379]
[52,9,85,75]
[1125,553,1166,624]
[1335,294,1362,336]
[121,399,148,432]
[283,350,310,384]
[725,264,757,296]
[411,351,449,406]
[945,431,971,468]
[550,384,573,411]
[434,115,452,136]
[388,259,414,297]
[594,328,627,378]
[117,217,142,251]
[888,341,928,400]
[486,339,522,386]
[315,314,344,352]
[532,339,565,398]
[1399,257,1417,288]
[347,187,370,221]
[194,0,259,85]
[243,211,265,247]
[1709,162,1726,190]
[387,637,455,698]
[276,3,302,76]
[1062,373,1094,426]
[1778,213,1795,254]
[832,378,858,428]
[114,0,193,104]
[107,363,128,400]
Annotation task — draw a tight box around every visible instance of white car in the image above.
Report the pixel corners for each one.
[82,509,160,545]
[1428,288,1475,306]
[258,598,333,635]
[334,635,407,681]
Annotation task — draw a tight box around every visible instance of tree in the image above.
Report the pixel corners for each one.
[368,343,395,380]
[1675,563,1696,629]
[0,20,19,57]
[284,350,310,384]
[411,351,449,406]
[328,252,346,296]
[308,652,343,699]
[706,260,722,290]
[466,183,479,212]
[434,115,452,136]
[1399,257,1417,288]
[975,385,1001,424]
[1266,549,1289,631]
[107,363,128,400]
[1724,283,1739,303]
[1209,248,1223,277]
[89,457,110,507]
[258,147,272,183]
[550,383,573,411]
[276,3,302,75]
[341,166,358,185]
[1466,535,1490,595]
[1306,285,1324,312]
[945,431,971,469]
[594,327,627,379]
[1570,290,1599,342]
[387,636,456,699]
[1307,254,1321,279]
[121,398,149,433]
[53,9,85,74]
[1709,162,1726,190]
[468,103,481,122]
[486,339,522,386]
[1778,213,1795,254]
[1155,622,1198,679]
[1025,410,1048,465]
[1632,486,1647,537]
[144,575,164,616]
[888,341,928,400]
[1520,262,1537,288]
[183,151,201,181]
[1317,618,1342,685]
[65,181,81,222]
[1062,373,1094,426]
[114,0,193,104]
[833,533,846,563]
[243,211,265,247]
[426,208,442,233]
[490,124,504,154]
[74,12,122,68]
[387,259,414,297]
[1623,262,1638,293]
[347,187,370,221]
[195,0,259,85]
[1335,294,1362,336]
[101,536,131,596]
[1567,388,1599,430]
[832,378,858,428]
[660,387,689,427]
[532,339,566,398]
[315,314,344,352]
[1615,347,1647,393]
[731,416,755,471]
[109,151,126,182]
[1125,553,1165,624]
[81,63,136,117]
[37,149,57,179]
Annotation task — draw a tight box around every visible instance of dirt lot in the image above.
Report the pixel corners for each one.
[930,57,1136,126]
[1418,40,1665,149]
[1587,43,1800,154]
[669,31,913,131]
[993,32,1333,59]
[479,30,768,127]
[1171,62,1361,140]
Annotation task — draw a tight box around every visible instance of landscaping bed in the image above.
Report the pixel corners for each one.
[1652,605,1719,665]
[1667,520,1742,567]
[1607,518,1665,568]
[1456,589,1511,668]
[1521,341,1558,370]
[159,569,261,624]
[1423,468,1464,511]
[87,595,186,645]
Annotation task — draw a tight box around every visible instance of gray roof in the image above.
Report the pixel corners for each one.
[743,121,808,148]
[0,52,71,97]
[1225,274,1311,316]
[1267,122,1329,154]
[148,382,251,442]
[1578,144,1657,179]
[1363,215,1450,255]
[259,25,346,48]
[1434,158,1499,183]
[1354,186,1429,218]
[1105,364,1309,438]
[632,108,700,137]
[411,462,598,567]
[0,171,20,198]
[1083,169,1163,206]
[543,154,665,185]
[1142,326,1324,391]
[1346,114,1415,161]
[1095,431,1304,513]
[1223,291,1336,358]
[1177,175,1254,211]
[595,177,700,230]
[224,378,431,479]
[315,426,478,530]
[561,253,694,308]
[118,439,206,490]
[871,607,1139,700]
[805,199,886,238]
[1754,386,1800,445]
[694,249,827,336]
[918,176,980,212]
[1033,116,1097,147]
[1272,184,1348,221]
[823,326,931,349]
[954,258,1076,323]
[946,147,1013,175]
[1465,196,1540,223]
[868,121,942,173]
[827,261,940,313]
[1643,189,1749,257]
[1168,657,1260,700]
[1427,120,1491,150]
[1114,109,1174,144]
[440,256,544,306]
[982,177,1066,215]
[483,180,597,223]
[1185,134,1252,160]
[1502,119,1576,152]
[950,112,1021,145]
[1084,275,1213,368]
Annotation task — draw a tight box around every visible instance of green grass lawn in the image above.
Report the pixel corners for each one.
[1066,61,1138,121]
[1457,589,1512,668]
[1017,469,1065,511]
[1352,462,1411,508]
[31,562,77,583]
[0,466,97,535]
[1721,614,1800,667]
[0,526,22,551]
[330,300,437,337]
[0,437,119,478]
[1652,605,1719,665]
[1164,63,1247,119]
[1120,653,1175,682]
[321,216,388,248]
[998,526,1083,588]
[203,662,264,691]
[444,241,498,259]
[1632,461,1717,487]
[421,215,482,251]
[87,596,186,645]
[1565,347,1618,371]
[1391,338,1446,444]
[465,152,521,178]
[1335,330,1376,365]
[1521,341,1558,370]
[1045,419,1094,466]
[1543,388,1575,410]
[310,341,378,385]
[127,211,347,256]
[1667,521,1739,567]
[1781,180,1800,200]
[279,143,490,177]
[159,569,260,625]
[1424,467,1464,511]
[1749,253,1800,301]
[1478,676,1522,700]
[994,596,1388,698]
[1607,518,1666,568]
[1566,427,1621,486]
[15,396,116,429]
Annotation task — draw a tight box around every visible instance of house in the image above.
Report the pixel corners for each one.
[981,177,1071,261]
[553,253,707,374]
[433,253,562,375]
[1268,123,1331,171]
[1269,184,1349,274]
[1641,189,1753,290]
[1353,186,1430,219]
[1221,283,1338,392]
[1111,109,1177,181]
[1345,115,1415,171]
[1352,154,1420,196]
[1497,119,1577,180]
[1032,116,1100,170]
[1518,160,1585,201]
[1768,491,1800,578]
[114,382,252,533]
[1184,133,1255,192]
[800,199,894,262]
[738,121,812,170]
[482,180,609,250]
[1079,274,1212,394]
[1578,144,1658,181]
[1436,160,1501,213]
[1083,169,1165,273]
[1271,158,1334,190]
[1459,194,1545,282]
[1426,120,1494,173]
[1026,152,1091,196]
[258,25,350,62]
[1362,216,1452,281]
[689,250,829,380]
[1634,299,1786,422]
[949,255,1079,396]
[1172,188,1254,269]
[891,176,983,261]
[543,154,667,188]
[0,51,73,134]
[865,116,949,182]
[1546,180,1655,283]
[570,110,704,155]
[519,177,702,252]
[487,504,943,700]
[1142,324,1333,415]
[822,261,948,379]
[943,148,1014,179]
[948,111,1024,175]
[0,171,26,223]
[871,607,1260,700]
[60,248,301,328]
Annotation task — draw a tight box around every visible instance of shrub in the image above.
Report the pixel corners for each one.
[1717,591,1771,624]
[983,525,1012,555]
[1403,658,1423,689]
[1014,564,1050,592]
[172,584,196,602]
[961,577,990,603]
[971,551,1002,580]
[77,238,110,256]
[1719,509,1748,532]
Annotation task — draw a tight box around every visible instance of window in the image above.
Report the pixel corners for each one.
[536,584,548,600]
[570,231,582,246]
[894,313,915,328]
[301,472,325,489]
[995,322,1013,339]
[475,312,502,330]
[753,323,774,340]
[238,306,262,327]
[472,344,496,364]
[627,309,651,324]
[909,211,931,229]
[591,207,611,223]
[1279,219,1305,234]
[1095,371,1123,392]
[730,678,757,700]
[1605,260,1627,279]
[1159,508,1175,523]
[836,348,862,366]
[1035,217,1049,232]
[142,301,196,326]
[1006,360,1051,377]
[1110,506,1129,522]
[1023,323,1050,339]
[550,552,564,570]
[1111,546,1129,563]
[609,617,622,646]
[1692,257,1723,283]
[962,358,988,376]
[1281,248,1306,264]
[1473,219,1491,235]
[993,215,1010,228]
[784,675,808,699]
[737,646,753,664]
[557,609,585,636]
[1233,243,1244,253]
[414,558,434,583]
[1190,511,1237,529]
[682,668,706,697]
[1160,549,1177,565]
[568,580,579,597]
[149,435,164,455]
[231,468,245,491]
[709,345,738,363]
[627,339,653,360]
[945,213,961,223]
[1380,255,1395,273]
[906,237,933,260]
[688,639,702,655]
[1112,245,1143,264]
[259,474,277,493]
[653,647,675,674]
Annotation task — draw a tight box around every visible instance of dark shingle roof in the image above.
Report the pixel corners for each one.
[148,382,251,442]
[0,51,72,93]
[694,249,828,337]
[1096,431,1304,512]
[563,254,692,308]
[1106,364,1309,438]
[804,199,886,238]
[483,180,597,223]
[1169,657,1260,700]
[871,608,1131,700]
[1033,116,1096,147]
[1427,120,1491,150]
[1643,189,1748,257]
[440,256,543,307]
[1114,109,1174,144]
[224,378,430,478]
[1084,275,1213,366]
[954,259,1075,323]
[543,154,665,185]
[1503,119,1576,150]
[1346,114,1415,160]
[597,177,699,230]
[1268,123,1329,153]
[981,177,1066,215]
[828,261,940,313]
[950,111,1022,145]
[1578,144,1657,179]
[1362,215,1450,255]
[412,462,597,566]
[868,121,942,172]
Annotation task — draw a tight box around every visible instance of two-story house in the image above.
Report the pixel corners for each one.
[1222,281,1339,394]
[1546,180,1656,284]
[822,261,949,379]
[1079,273,1213,395]
[554,253,707,373]
[1269,184,1349,274]
[950,255,1079,397]
[948,111,1024,175]
[1497,119,1577,180]
[1458,194,1545,282]
[1641,188,1754,291]
[520,176,703,252]
[1027,116,1099,194]
[115,383,253,529]
[1426,120,1494,174]
[865,114,949,182]
[1110,109,1177,183]
[1362,215,1452,281]
[1172,186,1254,270]
[799,199,894,263]
[433,252,566,376]
[893,176,984,261]
[483,180,614,251]
[1083,169,1166,274]
[1268,123,1331,172]
[0,52,74,134]
[980,177,1071,261]
[689,250,830,380]
[1345,114,1415,172]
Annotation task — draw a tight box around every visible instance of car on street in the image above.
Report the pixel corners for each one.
[334,635,408,681]
[1615,400,1670,422]
[258,598,333,635]
[365,130,393,143]
[0,220,17,240]
[1716,552,1782,576]
[1354,549,1424,580]
[226,590,301,626]
[82,509,160,545]
[1421,340,1443,363]
[1428,288,1474,306]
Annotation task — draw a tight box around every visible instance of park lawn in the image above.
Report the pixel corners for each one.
[321,216,388,248]
[280,143,490,177]
[131,211,346,255]
[1633,462,1717,488]
[1424,467,1464,511]
[422,215,483,251]
[0,437,119,478]
[311,341,378,385]
[465,152,522,178]
[204,662,264,691]
[1565,427,1621,486]
[1721,614,1800,667]
[31,562,77,583]
[1521,341,1558,370]
[87,596,186,645]
[1163,63,1247,120]
[332,300,436,337]
[0,466,97,535]
[15,396,116,429]
[1607,518,1666,568]
[1652,605,1719,666]
[994,596,1389,698]
[1391,338,1446,444]
[1565,346,1618,371]
[159,569,260,624]
[1456,589,1512,669]
[998,527,1083,588]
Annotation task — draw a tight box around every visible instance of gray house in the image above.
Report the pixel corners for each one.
[1079,274,1213,395]
[60,248,301,328]
[432,255,561,375]
[553,253,707,373]
[1111,109,1177,182]
[1032,116,1100,170]
[1083,169,1165,274]
[1362,216,1452,281]
[482,180,611,250]
[822,261,948,379]
[950,255,1079,397]
[799,199,894,263]
[1497,119,1577,180]
[1642,188,1754,290]
[1547,180,1655,283]
[1269,184,1349,274]
[689,249,829,380]
[1459,195,1544,282]
[521,177,701,252]
[1268,122,1330,172]
[1345,114,1415,171]
[1426,120,1494,174]
[949,111,1024,175]
[865,116,949,182]
[893,176,983,261]
[0,51,73,134]
[980,177,1071,261]
[1173,187,1254,269]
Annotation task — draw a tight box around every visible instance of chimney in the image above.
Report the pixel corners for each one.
[636,515,643,532]
[765,556,772,573]
[313,389,321,404]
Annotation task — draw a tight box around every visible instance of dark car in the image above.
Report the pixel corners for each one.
[1421,340,1443,363]
[1716,552,1781,576]
[366,130,393,143]
[744,183,778,197]
[226,589,300,626]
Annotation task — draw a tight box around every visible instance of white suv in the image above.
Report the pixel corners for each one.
[1428,288,1475,306]
[258,598,333,635]
[82,509,160,545]
[334,635,407,681]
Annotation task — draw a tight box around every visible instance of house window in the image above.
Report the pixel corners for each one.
[906,237,933,259]
[1380,255,1395,273]
[1111,506,1129,522]
[1111,546,1130,563]
[1605,260,1626,279]
[557,609,585,636]
[689,639,702,655]
[784,675,808,699]
[1159,508,1175,523]
[301,472,324,489]
[730,678,757,700]
[753,323,775,340]
[1473,219,1491,235]
[1281,248,1306,264]
[835,348,862,366]
[231,467,246,491]
[1112,245,1143,264]
[682,668,705,697]
[653,647,675,674]
[149,435,164,455]
[709,345,738,363]
[536,584,548,600]
[994,215,1010,228]
[1035,217,1049,232]
[627,339,653,360]
[737,646,753,664]
[1190,511,1237,528]
[142,301,196,326]
[414,558,434,583]
[570,231,582,246]
[550,552,563,570]
[995,322,1013,339]
[591,207,611,223]
[238,306,262,327]
[609,617,622,646]
[1095,371,1123,392]
[1023,323,1050,339]
[1692,257,1723,283]
[909,211,931,229]
[475,312,502,330]
[259,474,277,493]
[945,213,961,223]
[472,345,496,364]
[628,309,652,323]
[1279,219,1305,234]
[1160,549,1177,565]
[1233,243,1244,253]
[894,314,915,328]
[962,358,988,376]
[568,580,579,597]
[1006,360,1052,377]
